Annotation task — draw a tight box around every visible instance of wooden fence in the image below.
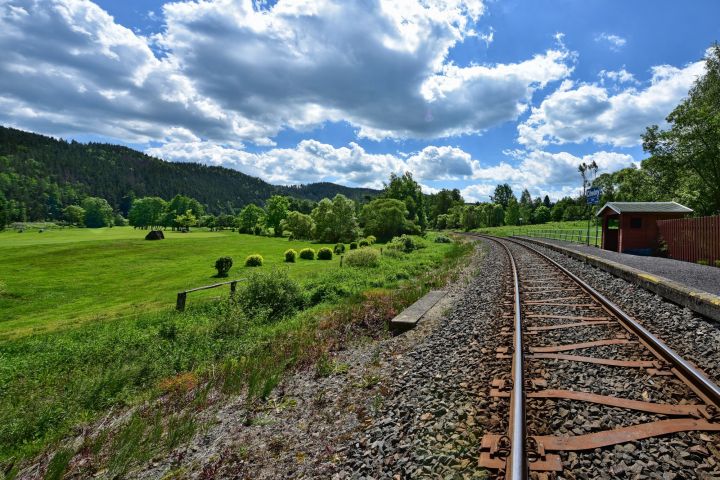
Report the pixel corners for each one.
[176,278,246,311]
[657,215,720,264]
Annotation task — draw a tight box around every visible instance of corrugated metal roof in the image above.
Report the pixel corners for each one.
[596,202,693,217]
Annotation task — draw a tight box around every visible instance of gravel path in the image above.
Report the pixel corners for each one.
[524,237,720,296]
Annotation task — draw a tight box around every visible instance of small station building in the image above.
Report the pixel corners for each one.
[596,202,693,255]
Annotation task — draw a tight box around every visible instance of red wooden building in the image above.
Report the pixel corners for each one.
[596,202,693,255]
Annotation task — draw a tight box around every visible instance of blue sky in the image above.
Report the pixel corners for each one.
[1,0,718,201]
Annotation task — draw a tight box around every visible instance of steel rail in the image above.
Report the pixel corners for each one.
[495,240,528,480]
[500,235,720,408]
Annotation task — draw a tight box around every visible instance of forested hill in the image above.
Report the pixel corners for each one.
[0,126,378,220]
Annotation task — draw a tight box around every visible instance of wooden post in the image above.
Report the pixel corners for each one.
[230,281,237,297]
[380,247,383,256]
[340,255,344,267]
[176,292,187,311]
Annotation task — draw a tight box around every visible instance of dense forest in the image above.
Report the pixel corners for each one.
[0,126,377,223]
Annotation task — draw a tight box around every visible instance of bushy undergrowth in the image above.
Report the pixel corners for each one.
[317,247,333,260]
[434,235,452,243]
[0,238,472,473]
[388,234,426,253]
[299,248,315,260]
[345,248,380,267]
[244,254,264,267]
[235,269,305,322]
[284,249,297,263]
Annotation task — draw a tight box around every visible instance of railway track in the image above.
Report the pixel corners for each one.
[475,235,720,479]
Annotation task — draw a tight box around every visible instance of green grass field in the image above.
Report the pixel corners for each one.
[0,227,471,472]
[474,219,602,246]
[0,227,340,339]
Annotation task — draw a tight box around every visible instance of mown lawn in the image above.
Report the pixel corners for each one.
[474,219,602,246]
[0,228,471,473]
[0,227,339,339]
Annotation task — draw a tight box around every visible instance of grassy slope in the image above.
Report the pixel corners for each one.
[474,219,602,246]
[0,228,469,469]
[0,227,338,339]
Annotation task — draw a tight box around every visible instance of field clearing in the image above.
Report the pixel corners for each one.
[0,227,339,339]
[474,219,602,246]
[0,227,470,468]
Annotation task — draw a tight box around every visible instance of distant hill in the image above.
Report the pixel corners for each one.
[0,126,378,221]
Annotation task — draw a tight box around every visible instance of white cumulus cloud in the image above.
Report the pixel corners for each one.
[517,59,705,148]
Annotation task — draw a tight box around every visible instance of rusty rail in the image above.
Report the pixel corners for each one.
[473,233,720,478]
[176,278,246,311]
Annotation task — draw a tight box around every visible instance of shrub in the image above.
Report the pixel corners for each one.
[349,241,358,250]
[288,234,294,241]
[284,249,297,263]
[698,259,709,266]
[236,269,305,322]
[345,248,380,268]
[388,234,426,253]
[310,283,350,305]
[434,235,452,243]
[366,235,377,245]
[317,247,333,260]
[214,256,233,277]
[358,239,369,247]
[715,260,720,268]
[245,254,264,267]
[333,243,346,255]
[299,248,315,260]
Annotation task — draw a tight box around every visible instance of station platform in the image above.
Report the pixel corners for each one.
[513,236,720,322]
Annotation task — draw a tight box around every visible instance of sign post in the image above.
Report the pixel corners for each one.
[586,187,601,246]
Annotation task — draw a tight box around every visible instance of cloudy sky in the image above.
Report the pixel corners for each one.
[1,0,718,201]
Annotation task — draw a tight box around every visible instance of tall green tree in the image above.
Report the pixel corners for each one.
[63,205,86,226]
[281,211,315,239]
[311,194,358,243]
[491,184,515,209]
[383,172,427,230]
[504,196,520,226]
[128,197,167,229]
[81,197,114,228]
[360,198,408,241]
[265,195,290,236]
[237,204,265,233]
[642,44,720,214]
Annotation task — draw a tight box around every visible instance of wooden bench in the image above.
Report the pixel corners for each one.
[390,290,447,333]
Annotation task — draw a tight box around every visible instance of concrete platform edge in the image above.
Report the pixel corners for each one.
[512,236,720,323]
[390,290,447,333]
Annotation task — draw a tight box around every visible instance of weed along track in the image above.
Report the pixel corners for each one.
[476,235,720,479]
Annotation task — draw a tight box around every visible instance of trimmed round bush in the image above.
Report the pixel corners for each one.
[245,254,264,267]
[284,249,297,262]
[358,239,369,247]
[366,235,377,245]
[288,234,294,241]
[317,247,333,260]
[345,248,380,268]
[299,248,315,260]
[214,256,233,277]
[434,235,452,243]
[349,241,358,250]
[333,243,346,255]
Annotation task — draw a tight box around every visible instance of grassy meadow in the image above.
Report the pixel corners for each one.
[0,226,472,475]
[474,219,602,246]
[0,226,340,339]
